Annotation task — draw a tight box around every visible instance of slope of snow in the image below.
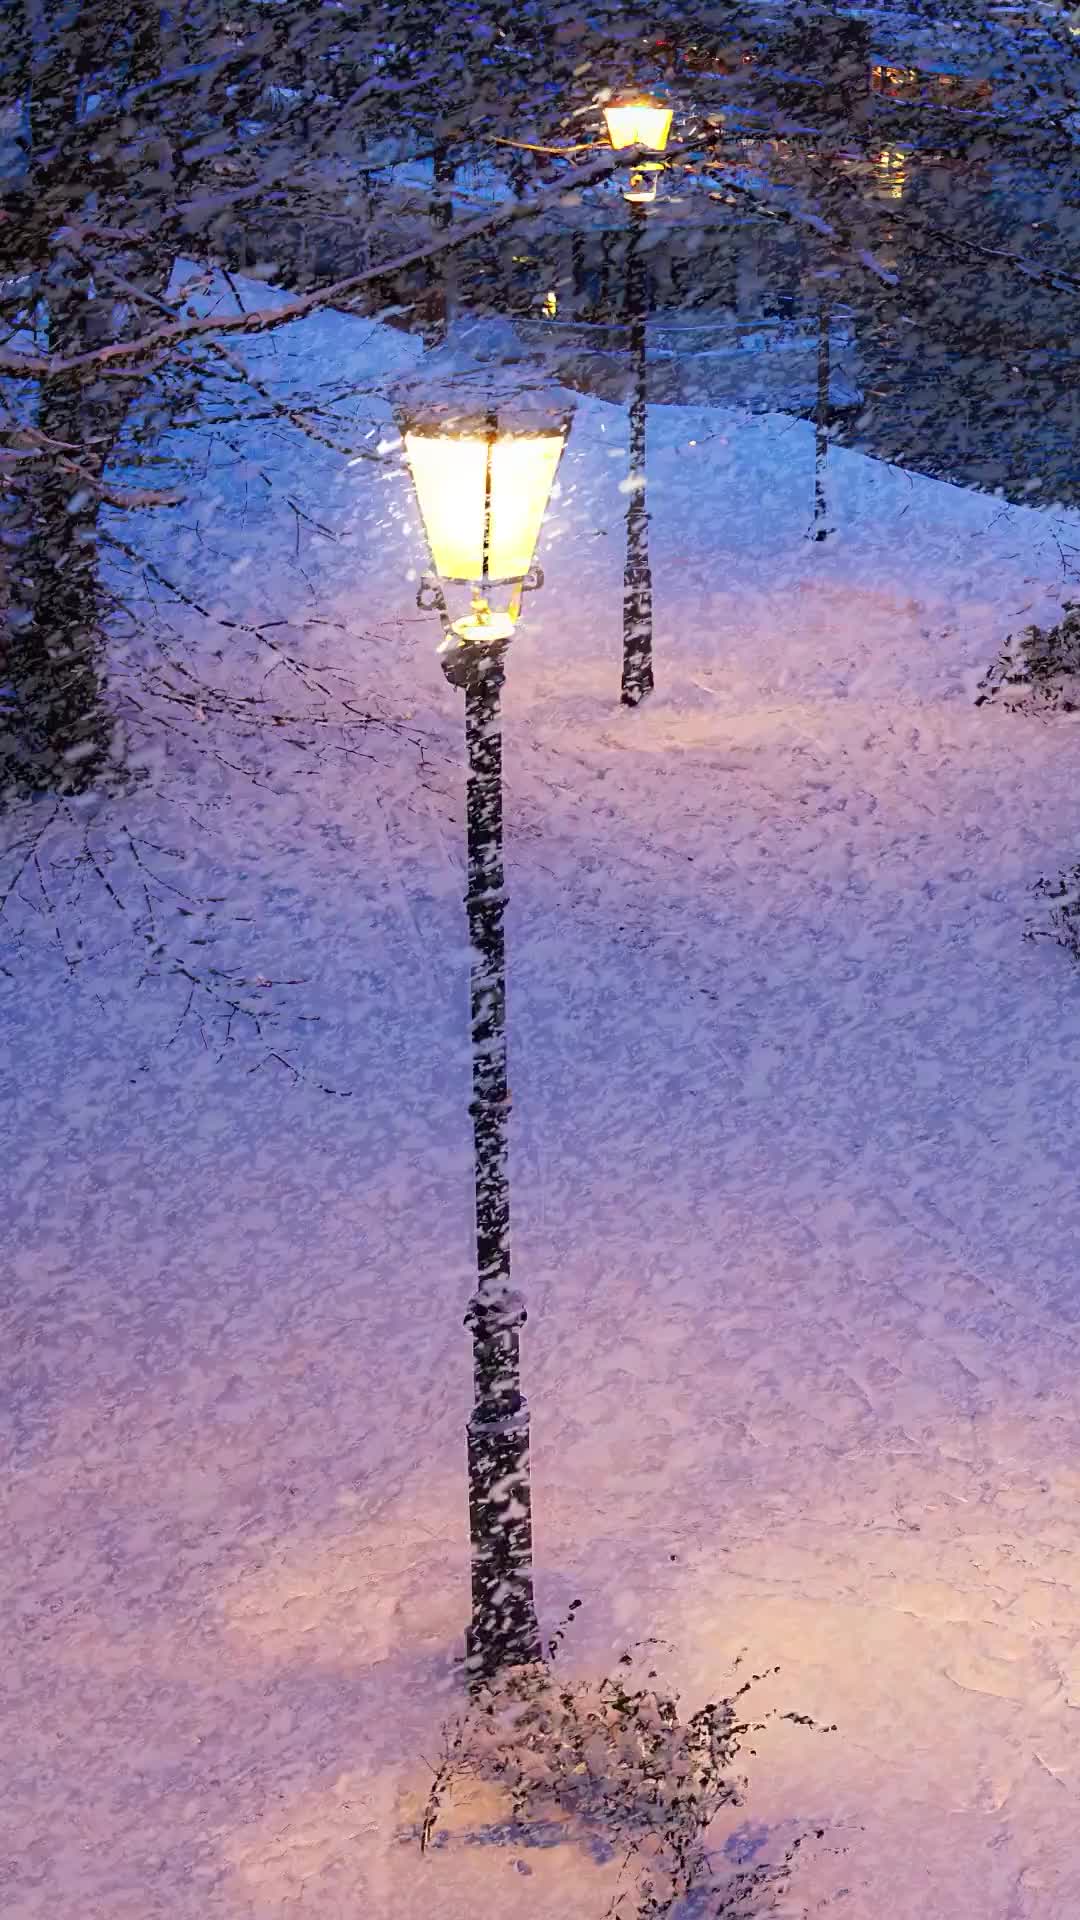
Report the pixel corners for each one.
[5,295,1080,1920]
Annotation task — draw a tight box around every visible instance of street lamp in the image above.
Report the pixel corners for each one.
[601,93,672,706]
[401,406,568,642]
[602,94,674,205]
[397,359,572,1683]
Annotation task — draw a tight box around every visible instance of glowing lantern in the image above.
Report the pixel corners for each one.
[401,407,571,642]
[602,96,674,153]
[602,94,673,206]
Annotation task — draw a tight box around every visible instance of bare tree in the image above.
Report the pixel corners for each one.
[3,0,1079,1064]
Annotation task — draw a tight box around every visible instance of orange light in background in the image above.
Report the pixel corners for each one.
[873,147,909,200]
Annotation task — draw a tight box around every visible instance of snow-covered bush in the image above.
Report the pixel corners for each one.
[975,602,1080,712]
[1027,863,1080,963]
[420,1622,833,1918]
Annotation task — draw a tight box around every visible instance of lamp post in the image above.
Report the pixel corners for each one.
[622,199,653,706]
[398,368,571,1683]
[601,96,673,706]
[808,257,846,544]
[813,284,832,543]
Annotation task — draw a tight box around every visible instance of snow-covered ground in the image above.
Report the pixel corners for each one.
[6,298,1080,1919]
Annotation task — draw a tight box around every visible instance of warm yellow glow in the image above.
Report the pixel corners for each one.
[404,431,488,580]
[404,428,566,583]
[488,433,565,580]
[874,148,908,200]
[542,289,558,318]
[603,98,673,153]
[450,601,516,643]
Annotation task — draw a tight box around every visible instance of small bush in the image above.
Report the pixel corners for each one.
[1027,863,1080,961]
[976,603,1080,712]
[420,1615,836,1918]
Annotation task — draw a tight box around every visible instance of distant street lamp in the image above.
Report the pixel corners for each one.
[602,94,674,206]
[397,361,572,1682]
[601,94,673,706]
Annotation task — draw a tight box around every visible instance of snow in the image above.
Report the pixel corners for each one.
[6,291,1080,1919]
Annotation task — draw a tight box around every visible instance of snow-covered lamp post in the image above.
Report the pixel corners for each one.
[813,284,832,543]
[601,95,672,706]
[808,257,847,545]
[395,327,572,1683]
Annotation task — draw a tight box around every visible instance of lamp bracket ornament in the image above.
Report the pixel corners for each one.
[416,573,452,637]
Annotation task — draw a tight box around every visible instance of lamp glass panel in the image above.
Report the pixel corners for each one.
[603,101,673,152]
[404,431,488,580]
[488,433,565,580]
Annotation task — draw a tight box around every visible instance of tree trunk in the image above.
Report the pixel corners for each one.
[1,1,164,795]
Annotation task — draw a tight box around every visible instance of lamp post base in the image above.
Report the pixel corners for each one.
[464,1395,542,1683]
[621,638,655,707]
[622,510,654,705]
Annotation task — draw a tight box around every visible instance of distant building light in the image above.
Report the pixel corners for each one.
[874,147,909,199]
